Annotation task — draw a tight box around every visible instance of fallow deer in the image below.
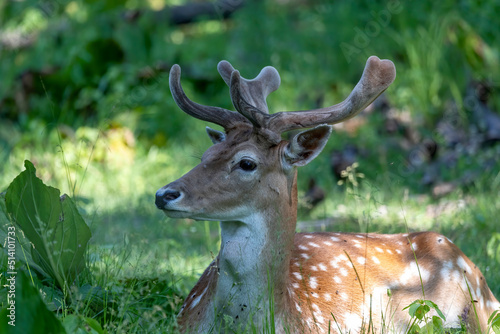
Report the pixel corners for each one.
[155,56,499,333]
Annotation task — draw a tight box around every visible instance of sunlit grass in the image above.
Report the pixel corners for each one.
[1,1,499,330]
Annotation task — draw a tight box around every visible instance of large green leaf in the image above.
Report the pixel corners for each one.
[0,192,46,278]
[5,161,91,288]
[0,192,11,254]
[0,271,67,334]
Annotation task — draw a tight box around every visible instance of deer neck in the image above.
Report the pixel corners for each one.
[215,172,298,329]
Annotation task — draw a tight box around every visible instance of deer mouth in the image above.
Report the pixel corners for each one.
[160,208,193,218]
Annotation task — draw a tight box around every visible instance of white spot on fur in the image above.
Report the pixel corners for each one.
[311,292,320,298]
[333,276,342,284]
[292,282,300,289]
[330,254,348,269]
[331,236,341,242]
[318,263,327,271]
[330,259,340,269]
[440,261,453,278]
[304,235,313,239]
[340,267,348,276]
[419,266,431,282]
[344,313,363,331]
[372,256,380,264]
[293,272,302,280]
[314,311,325,324]
[324,293,332,301]
[371,285,390,299]
[375,247,384,253]
[486,301,500,310]
[323,241,333,246]
[386,249,393,254]
[354,243,362,248]
[311,265,318,271]
[475,286,481,301]
[296,303,302,312]
[357,257,366,265]
[340,292,348,301]
[309,242,320,248]
[312,303,321,312]
[190,287,207,309]
[299,244,309,251]
[310,277,318,289]
[400,261,429,285]
[355,234,364,238]
[395,249,402,254]
[301,253,310,259]
[457,256,471,273]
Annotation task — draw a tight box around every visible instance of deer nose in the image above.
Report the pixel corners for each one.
[155,188,182,209]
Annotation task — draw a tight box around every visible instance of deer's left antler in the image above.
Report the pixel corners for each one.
[266,56,396,133]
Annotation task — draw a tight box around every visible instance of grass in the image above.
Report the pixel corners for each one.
[1,1,499,331]
[1,118,499,332]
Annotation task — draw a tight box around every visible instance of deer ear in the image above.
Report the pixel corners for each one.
[284,125,332,167]
[206,126,226,144]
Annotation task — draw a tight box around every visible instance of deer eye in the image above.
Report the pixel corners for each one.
[238,159,257,171]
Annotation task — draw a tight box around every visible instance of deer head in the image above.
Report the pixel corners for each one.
[156,56,396,221]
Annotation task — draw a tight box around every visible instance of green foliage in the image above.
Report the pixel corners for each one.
[62,314,105,334]
[5,160,91,290]
[0,0,499,332]
[403,299,446,334]
[488,310,500,334]
[0,271,67,334]
[337,162,365,193]
[487,233,500,263]
[1,0,499,137]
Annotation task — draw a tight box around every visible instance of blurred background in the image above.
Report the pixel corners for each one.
[1,0,500,332]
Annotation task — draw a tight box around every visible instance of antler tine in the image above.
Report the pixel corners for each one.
[229,70,283,144]
[229,70,269,128]
[268,56,396,133]
[169,64,248,129]
[218,60,281,114]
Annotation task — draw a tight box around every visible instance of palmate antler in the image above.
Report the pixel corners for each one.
[169,56,396,142]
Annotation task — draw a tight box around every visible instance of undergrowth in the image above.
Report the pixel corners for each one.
[1,0,500,332]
